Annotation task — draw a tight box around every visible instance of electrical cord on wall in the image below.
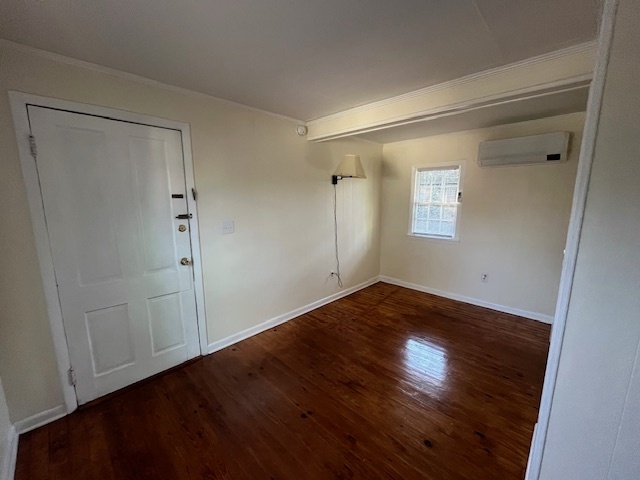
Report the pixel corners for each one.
[333,184,344,288]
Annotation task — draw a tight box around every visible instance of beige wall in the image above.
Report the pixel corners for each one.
[540,0,640,477]
[380,113,584,319]
[0,37,594,443]
[0,43,382,422]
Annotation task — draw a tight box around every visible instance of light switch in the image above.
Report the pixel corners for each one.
[221,219,235,234]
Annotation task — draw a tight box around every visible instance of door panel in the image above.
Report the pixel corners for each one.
[53,127,123,286]
[130,135,178,273]
[86,304,135,375]
[28,106,200,404]
[147,292,186,355]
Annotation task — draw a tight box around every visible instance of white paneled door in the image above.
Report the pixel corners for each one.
[28,106,200,404]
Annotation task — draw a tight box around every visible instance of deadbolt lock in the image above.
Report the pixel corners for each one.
[180,257,192,266]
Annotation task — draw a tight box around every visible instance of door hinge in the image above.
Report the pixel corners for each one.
[29,134,37,158]
[68,367,77,386]
[191,187,197,201]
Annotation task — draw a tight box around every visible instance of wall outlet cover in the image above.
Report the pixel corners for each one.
[221,219,235,234]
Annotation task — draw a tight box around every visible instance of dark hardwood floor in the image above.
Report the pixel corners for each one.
[16,283,550,479]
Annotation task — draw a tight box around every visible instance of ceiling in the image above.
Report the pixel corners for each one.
[0,0,599,121]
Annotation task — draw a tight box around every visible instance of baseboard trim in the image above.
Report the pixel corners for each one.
[379,276,554,324]
[14,404,67,435]
[1,424,17,480]
[6,278,381,441]
[208,276,381,354]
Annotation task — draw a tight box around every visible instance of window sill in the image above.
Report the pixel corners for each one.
[406,233,460,244]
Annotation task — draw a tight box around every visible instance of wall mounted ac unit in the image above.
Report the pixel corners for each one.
[477,132,570,167]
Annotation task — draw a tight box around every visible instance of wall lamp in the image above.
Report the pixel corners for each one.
[331,154,367,184]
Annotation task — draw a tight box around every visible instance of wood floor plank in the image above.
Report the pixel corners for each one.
[16,424,50,479]
[240,334,451,479]
[67,409,116,480]
[15,283,550,479]
[249,317,492,478]
[152,374,242,479]
[220,341,418,479]
[47,416,71,479]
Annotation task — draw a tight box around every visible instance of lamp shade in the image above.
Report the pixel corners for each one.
[333,154,366,179]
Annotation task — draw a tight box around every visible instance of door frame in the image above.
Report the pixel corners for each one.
[9,91,209,413]
[524,0,618,478]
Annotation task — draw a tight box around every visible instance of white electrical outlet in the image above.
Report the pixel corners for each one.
[221,219,235,234]
[481,273,489,283]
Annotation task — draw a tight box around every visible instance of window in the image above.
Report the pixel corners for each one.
[410,163,463,240]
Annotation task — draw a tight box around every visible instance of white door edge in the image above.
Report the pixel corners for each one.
[8,92,209,414]
[524,0,619,478]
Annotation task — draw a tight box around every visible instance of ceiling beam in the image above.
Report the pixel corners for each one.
[307,42,596,142]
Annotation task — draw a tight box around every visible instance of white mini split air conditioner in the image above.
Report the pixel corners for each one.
[477,132,571,167]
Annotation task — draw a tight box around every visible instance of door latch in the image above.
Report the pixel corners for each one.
[175,213,192,219]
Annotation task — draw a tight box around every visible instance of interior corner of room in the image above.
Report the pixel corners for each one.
[1,0,639,479]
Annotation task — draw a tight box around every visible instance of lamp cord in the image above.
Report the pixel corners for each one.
[333,184,344,288]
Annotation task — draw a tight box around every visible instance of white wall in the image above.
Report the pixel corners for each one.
[380,113,584,320]
[539,0,640,478]
[0,42,382,423]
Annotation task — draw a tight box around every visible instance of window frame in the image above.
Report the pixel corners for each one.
[408,160,465,242]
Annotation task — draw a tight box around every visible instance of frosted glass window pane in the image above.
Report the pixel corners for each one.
[440,221,454,237]
[427,205,440,220]
[431,186,443,202]
[444,169,459,184]
[444,186,457,203]
[431,170,444,184]
[418,186,431,203]
[443,206,456,221]
[415,219,428,233]
[412,165,461,239]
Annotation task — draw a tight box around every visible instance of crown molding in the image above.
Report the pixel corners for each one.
[307,41,597,127]
[0,38,306,125]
